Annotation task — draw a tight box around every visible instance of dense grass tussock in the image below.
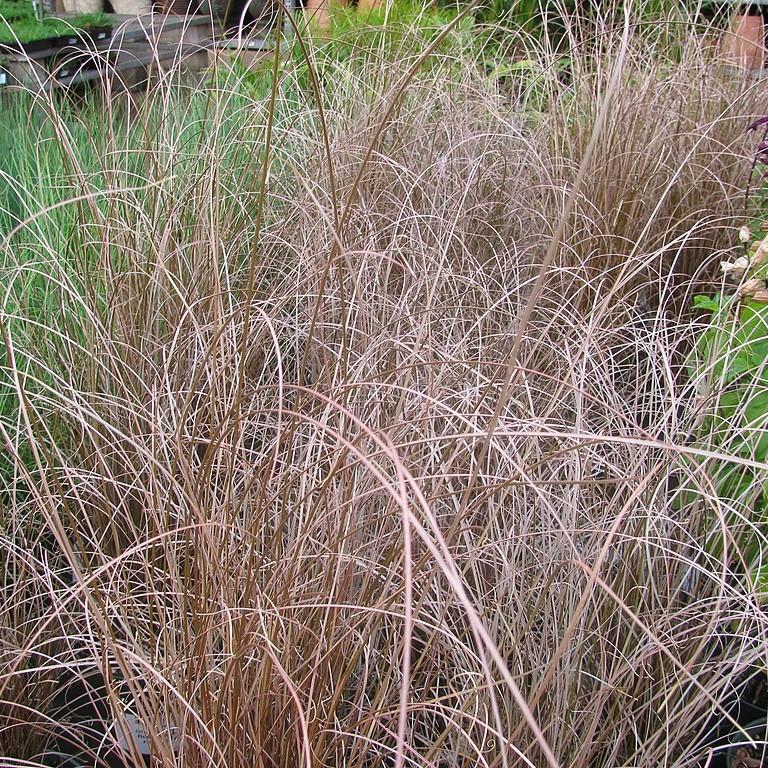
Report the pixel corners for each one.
[1,8,768,768]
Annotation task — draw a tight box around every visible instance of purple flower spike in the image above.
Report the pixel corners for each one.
[748,116,768,132]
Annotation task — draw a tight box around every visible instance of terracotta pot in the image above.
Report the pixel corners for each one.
[110,0,151,13]
[304,0,346,30]
[722,10,765,70]
[62,0,101,12]
[304,0,331,30]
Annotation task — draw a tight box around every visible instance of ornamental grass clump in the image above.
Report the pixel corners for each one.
[1,5,768,768]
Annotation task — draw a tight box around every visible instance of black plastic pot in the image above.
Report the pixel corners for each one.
[51,60,93,80]
[87,26,112,42]
[725,717,768,768]
[50,26,112,48]
[0,36,56,54]
[34,671,152,768]
[50,45,115,80]
[699,666,768,768]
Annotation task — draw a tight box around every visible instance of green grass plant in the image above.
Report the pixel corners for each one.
[70,11,112,28]
[0,0,35,22]
[686,287,768,573]
[0,16,73,44]
[296,0,475,84]
[0,8,113,46]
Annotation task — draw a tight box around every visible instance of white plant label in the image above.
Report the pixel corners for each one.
[115,712,180,756]
[116,713,152,755]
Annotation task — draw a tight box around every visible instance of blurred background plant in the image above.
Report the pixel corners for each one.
[684,123,768,591]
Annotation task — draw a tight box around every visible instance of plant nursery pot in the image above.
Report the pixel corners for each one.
[699,666,768,768]
[109,0,151,14]
[61,0,102,12]
[51,34,82,49]
[0,37,56,54]
[304,0,345,31]
[721,9,766,70]
[86,24,112,40]
[51,48,108,78]
[725,717,768,768]
[50,26,112,47]
[35,671,151,768]
[303,0,328,29]
[34,668,180,768]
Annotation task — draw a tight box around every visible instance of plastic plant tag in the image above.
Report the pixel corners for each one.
[116,712,152,756]
[115,711,180,759]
